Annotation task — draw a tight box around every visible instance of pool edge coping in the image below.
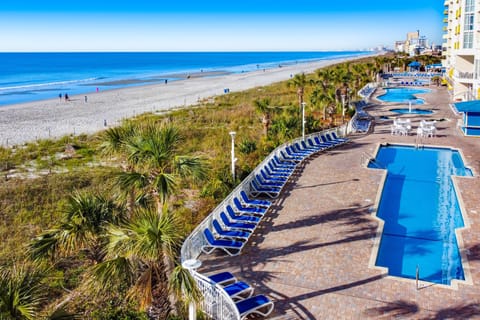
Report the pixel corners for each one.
[365,142,474,290]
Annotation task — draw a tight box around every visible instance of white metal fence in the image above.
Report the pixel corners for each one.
[180,126,346,320]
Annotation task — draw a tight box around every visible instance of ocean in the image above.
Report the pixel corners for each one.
[0,51,370,106]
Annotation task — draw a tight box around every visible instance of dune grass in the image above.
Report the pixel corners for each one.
[0,54,429,318]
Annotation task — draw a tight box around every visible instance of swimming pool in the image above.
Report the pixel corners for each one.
[368,145,472,285]
[390,108,433,115]
[377,88,431,104]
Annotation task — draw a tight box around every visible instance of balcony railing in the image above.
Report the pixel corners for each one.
[181,126,347,320]
[455,71,474,80]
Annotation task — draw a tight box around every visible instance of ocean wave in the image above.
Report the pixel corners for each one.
[0,77,101,92]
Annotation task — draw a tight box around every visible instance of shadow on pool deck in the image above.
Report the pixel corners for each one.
[198,86,480,319]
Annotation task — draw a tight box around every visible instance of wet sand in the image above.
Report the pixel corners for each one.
[0,53,378,147]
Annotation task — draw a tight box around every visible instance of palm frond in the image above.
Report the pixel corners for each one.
[90,256,135,291]
[128,264,154,311]
[115,171,149,193]
[98,124,136,157]
[169,265,203,306]
[174,156,209,182]
[111,209,182,261]
[153,173,177,204]
[28,230,60,261]
[0,264,48,320]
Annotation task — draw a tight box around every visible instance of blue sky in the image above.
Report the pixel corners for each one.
[0,0,444,51]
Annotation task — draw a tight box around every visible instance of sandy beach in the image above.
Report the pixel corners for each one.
[0,54,377,147]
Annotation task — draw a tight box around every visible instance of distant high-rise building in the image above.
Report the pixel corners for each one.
[394,31,429,56]
[394,41,405,52]
[443,0,478,101]
[405,31,420,56]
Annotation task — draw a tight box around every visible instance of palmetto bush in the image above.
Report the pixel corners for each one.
[0,264,48,320]
[238,139,257,155]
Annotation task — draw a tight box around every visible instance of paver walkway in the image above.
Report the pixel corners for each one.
[199,85,480,319]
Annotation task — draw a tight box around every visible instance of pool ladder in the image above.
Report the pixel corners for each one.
[415,133,424,149]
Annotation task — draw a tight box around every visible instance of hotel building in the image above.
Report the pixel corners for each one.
[442,0,480,101]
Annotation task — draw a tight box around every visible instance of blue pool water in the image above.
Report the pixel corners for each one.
[378,88,431,104]
[368,145,472,285]
[390,108,433,115]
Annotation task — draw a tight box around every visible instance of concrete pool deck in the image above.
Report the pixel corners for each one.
[198,85,480,319]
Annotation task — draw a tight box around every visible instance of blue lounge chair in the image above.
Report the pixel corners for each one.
[307,137,330,149]
[208,271,236,286]
[285,146,308,158]
[220,211,257,231]
[320,135,339,146]
[202,228,244,256]
[240,190,272,208]
[292,142,316,155]
[264,165,290,178]
[226,205,261,224]
[313,136,333,148]
[325,133,345,145]
[268,160,295,173]
[223,281,255,301]
[260,169,288,183]
[273,155,297,167]
[279,150,302,163]
[233,197,267,216]
[330,131,349,143]
[250,179,280,199]
[255,174,284,188]
[212,219,251,241]
[236,294,274,319]
[300,140,323,152]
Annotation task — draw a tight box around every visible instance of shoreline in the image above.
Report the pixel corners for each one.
[0,53,380,147]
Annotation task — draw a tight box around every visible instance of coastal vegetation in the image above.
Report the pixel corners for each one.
[0,54,439,319]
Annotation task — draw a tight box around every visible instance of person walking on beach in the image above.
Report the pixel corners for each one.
[84,96,88,103]
[59,93,62,101]
[65,93,69,101]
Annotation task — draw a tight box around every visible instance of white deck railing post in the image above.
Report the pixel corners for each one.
[180,127,351,319]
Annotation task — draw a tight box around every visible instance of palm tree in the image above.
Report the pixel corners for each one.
[270,112,300,141]
[29,192,123,264]
[90,208,185,319]
[349,64,365,98]
[288,73,307,110]
[99,124,138,215]
[253,98,271,136]
[319,89,337,124]
[114,123,208,217]
[0,264,48,320]
[169,264,203,317]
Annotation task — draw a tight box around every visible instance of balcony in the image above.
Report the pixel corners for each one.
[454,71,475,83]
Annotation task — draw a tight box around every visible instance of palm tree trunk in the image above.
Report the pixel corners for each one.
[262,114,270,136]
[150,260,172,320]
[126,165,135,217]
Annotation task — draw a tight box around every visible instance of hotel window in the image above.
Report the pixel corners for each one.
[465,0,474,12]
[463,13,474,48]
[465,13,474,30]
[463,32,473,48]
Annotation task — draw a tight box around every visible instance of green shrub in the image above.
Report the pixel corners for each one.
[238,139,257,154]
[90,305,148,320]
